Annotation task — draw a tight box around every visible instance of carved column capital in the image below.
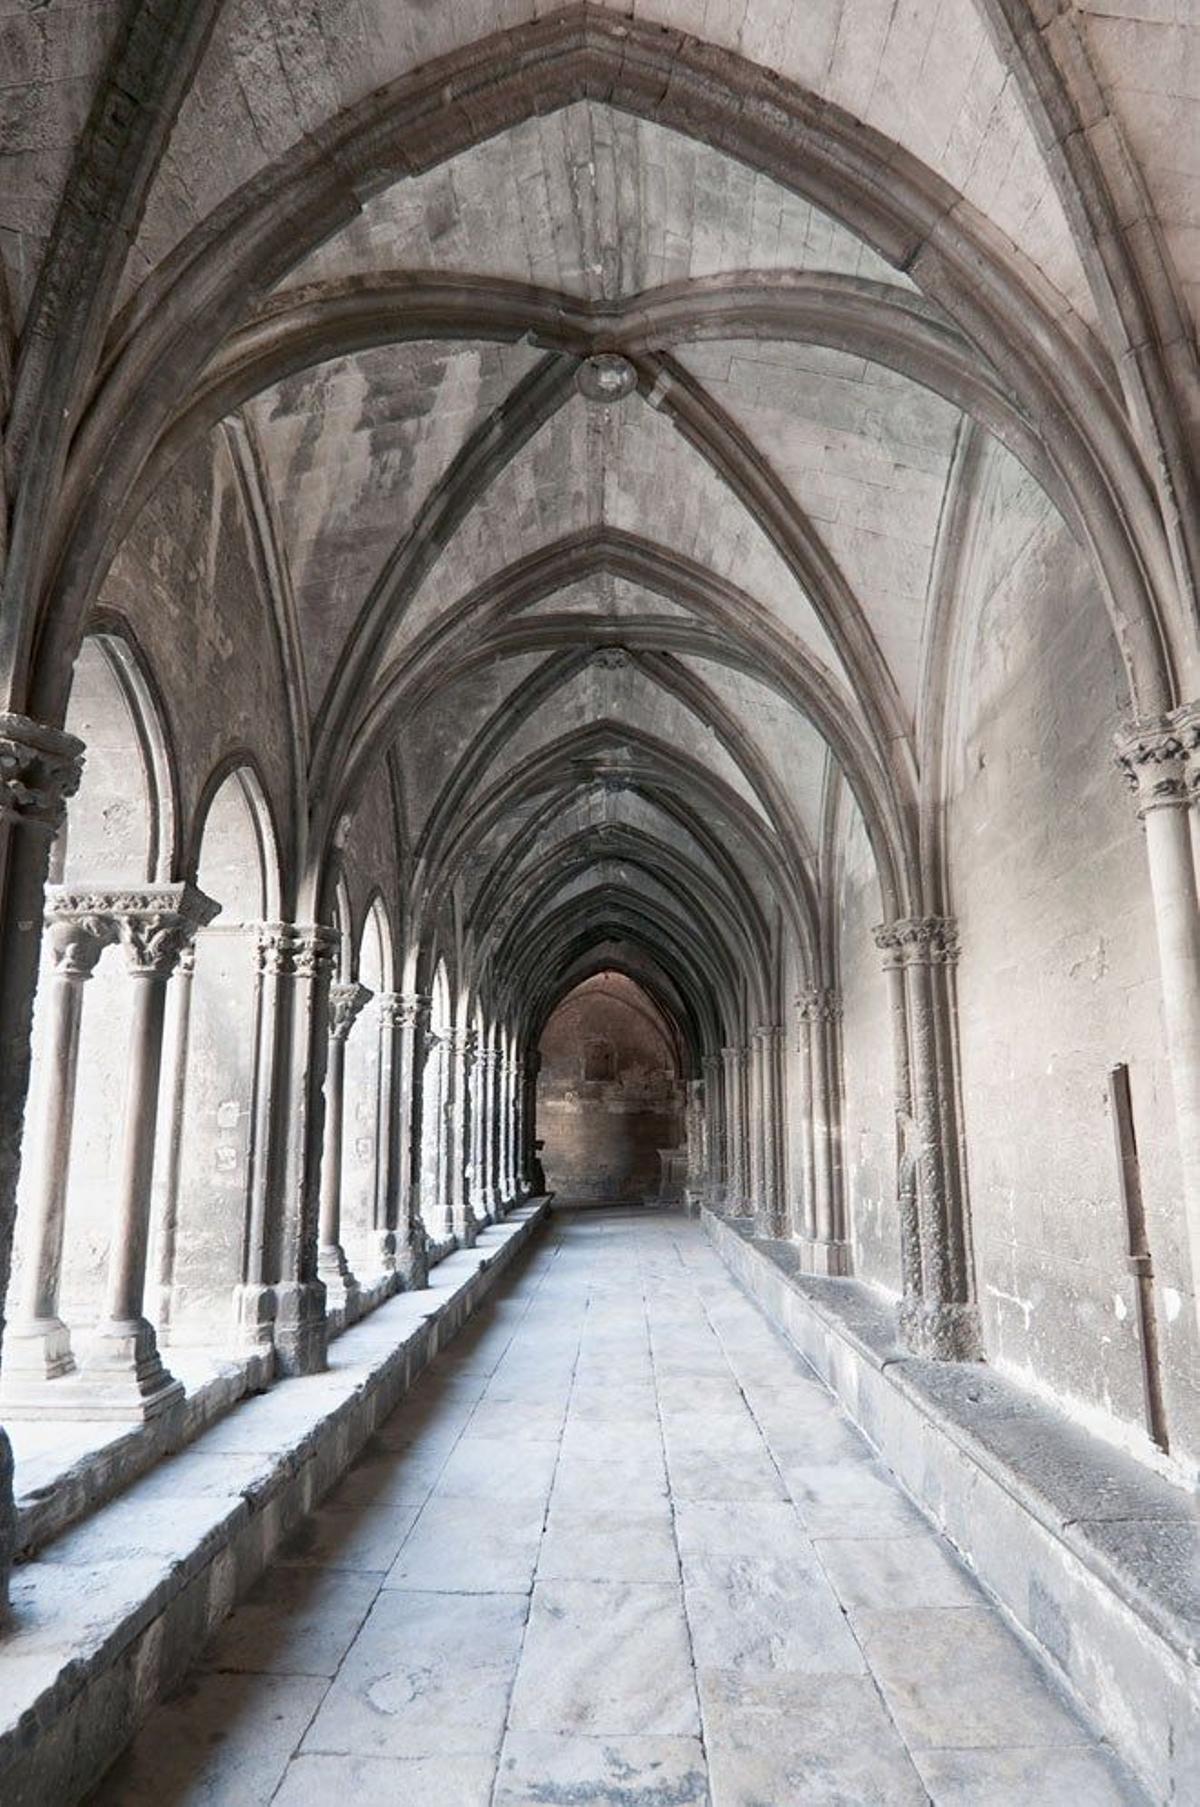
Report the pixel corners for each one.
[873,918,959,968]
[397,992,432,1032]
[796,986,843,1022]
[46,883,219,977]
[329,981,371,1041]
[0,713,85,836]
[376,989,419,1031]
[1115,703,1200,816]
[43,888,120,978]
[255,922,293,976]
[254,922,339,979]
[753,1022,786,1046]
[291,924,340,981]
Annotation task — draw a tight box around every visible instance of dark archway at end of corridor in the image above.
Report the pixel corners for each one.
[536,972,685,1205]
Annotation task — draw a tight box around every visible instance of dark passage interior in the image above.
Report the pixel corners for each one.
[536,973,685,1203]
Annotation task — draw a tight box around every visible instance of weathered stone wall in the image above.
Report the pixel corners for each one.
[838,802,900,1293]
[948,461,1198,1469]
[98,434,300,885]
[537,974,683,1203]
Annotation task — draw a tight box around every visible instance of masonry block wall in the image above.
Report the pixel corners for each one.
[948,455,1197,1468]
[537,973,684,1203]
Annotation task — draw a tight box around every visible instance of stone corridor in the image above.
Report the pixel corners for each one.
[89,1209,1144,1807]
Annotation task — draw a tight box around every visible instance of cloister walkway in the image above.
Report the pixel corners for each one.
[89,1209,1143,1806]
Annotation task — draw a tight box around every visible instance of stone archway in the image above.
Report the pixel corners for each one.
[537,971,684,1205]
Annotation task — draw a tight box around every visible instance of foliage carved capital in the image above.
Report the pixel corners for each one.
[1115,703,1200,816]
[874,918,959,969]
[329,981,372,1041]
[0,714,84,836]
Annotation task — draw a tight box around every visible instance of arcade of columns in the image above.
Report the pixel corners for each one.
[1,690,1198,1519]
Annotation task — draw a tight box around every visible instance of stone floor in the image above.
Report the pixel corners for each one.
[87,1208,1146,1806]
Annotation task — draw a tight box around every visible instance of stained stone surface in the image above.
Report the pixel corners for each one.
[86,1208,1148,1806]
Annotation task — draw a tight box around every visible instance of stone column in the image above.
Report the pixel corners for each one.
[513,1054,529,1195]
[793,1002,817,1241]
[684,1078,705,1208]
[0,904,116,1403]
[521,1050,541,1194]
[318,980,371,1318]
[0,713,84,1601]
[80,884,220,1417]
[1116,708,1200,1347]
[755,1025,787,1237]
[747,1032,766,1218]
[369,992,404,1282]
[443,1026,479,1246]
[234,923,288,1351]
[701,1052,723,1203]
[390,994,430,1288]
[149,941,196,1341]
[469,1040,490,1224]
[505,1049,520,1200]
[797,988,849,1273]
[495,1048,516,1199]
[484,1046,504,1218]
[877,934,922,1304]
[873,920,979,1359]
[273,924,340,1376]
[720,1046,748,1210]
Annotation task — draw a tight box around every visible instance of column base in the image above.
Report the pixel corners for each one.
[395,1226,429,1291]
[11,1318,187,1422]
[900,1296,983,1362]
[274,1281,328,1376]
[232,1282,277,1353]
[0,1314,77,1388]
[794,1235,851,1277]
[454,1210,482,1249]
[362,1229,397,1278]
[317,1243,361,1315]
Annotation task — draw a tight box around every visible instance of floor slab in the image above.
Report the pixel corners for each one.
[82,1207,1149,1806]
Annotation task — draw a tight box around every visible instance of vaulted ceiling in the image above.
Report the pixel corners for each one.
[3,1,1196,1044]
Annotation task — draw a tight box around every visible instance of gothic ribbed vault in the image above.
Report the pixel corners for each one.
[0,5,1198,1800]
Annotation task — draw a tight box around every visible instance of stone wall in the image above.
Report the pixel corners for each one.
[948,458,1198,1470]
[537,973,684,1203]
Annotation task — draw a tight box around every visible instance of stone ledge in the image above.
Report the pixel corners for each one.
[11,1346,275,1560]
[703,1207,1200,1805]
[0,1201,551,1807]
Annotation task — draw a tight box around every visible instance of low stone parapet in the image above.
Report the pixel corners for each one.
[0,1201,551,1806]
[703,1206,1199,1805]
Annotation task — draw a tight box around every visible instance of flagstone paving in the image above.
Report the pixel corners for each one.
[88,1207,1146,1806]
